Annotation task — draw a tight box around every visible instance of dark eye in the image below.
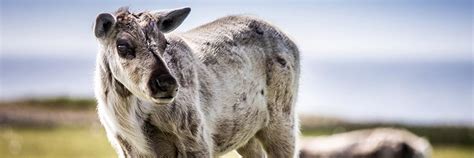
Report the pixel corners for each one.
[116,39,136,59]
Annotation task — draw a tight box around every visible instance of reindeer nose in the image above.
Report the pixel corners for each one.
[149,74,178,98]
[156,74,177,92]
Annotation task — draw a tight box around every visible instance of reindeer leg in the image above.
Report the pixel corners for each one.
[237,137,265,158]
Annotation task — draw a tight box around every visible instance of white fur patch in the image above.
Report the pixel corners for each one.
[95,55,154,157]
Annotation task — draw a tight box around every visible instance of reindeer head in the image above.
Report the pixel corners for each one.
[94,7,190,104]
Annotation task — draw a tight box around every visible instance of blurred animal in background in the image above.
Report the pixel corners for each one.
[300,128,432,158]
[93,6,300,158]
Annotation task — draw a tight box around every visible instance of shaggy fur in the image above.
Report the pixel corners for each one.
[300,128,432,158]
[94,7,300,158]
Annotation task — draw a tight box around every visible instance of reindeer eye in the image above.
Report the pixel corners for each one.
[116,39,136,59]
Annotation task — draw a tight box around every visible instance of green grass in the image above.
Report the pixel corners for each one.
[1,127,471,158]
[0,127,241,158]
[433,145,473,158]
[1,97,97,110]
[0,127,115,158]
[1,98,470,157]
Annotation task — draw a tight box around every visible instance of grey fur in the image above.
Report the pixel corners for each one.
[94,7,300,158]
[299,128,432,158]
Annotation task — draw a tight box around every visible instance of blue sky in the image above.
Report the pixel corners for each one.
[1,0,472,61]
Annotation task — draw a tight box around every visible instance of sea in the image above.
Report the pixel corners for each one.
[0,55,472,126]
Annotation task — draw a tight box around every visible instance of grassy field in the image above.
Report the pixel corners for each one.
[0,127,472,158]
[0,127,114,158]
[0,127,241,158]
[432,145,473,158]
[0,98,472,158]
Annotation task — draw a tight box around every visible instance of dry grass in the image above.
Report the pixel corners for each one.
[0,127,114,158]
[1,127,472,158]
[0,127,241,158]
[1,99,471,158]
[432,145,473,158]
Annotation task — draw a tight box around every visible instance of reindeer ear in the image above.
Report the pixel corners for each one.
[94,13,116,38]
[153,7,191,33]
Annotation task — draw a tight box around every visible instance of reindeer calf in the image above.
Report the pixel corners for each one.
[94,7,300,158]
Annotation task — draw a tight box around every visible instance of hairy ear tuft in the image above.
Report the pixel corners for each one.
[94,13,116,38]
[153,7,191,33]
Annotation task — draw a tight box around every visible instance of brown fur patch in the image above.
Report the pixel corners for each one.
[117,135,132,157]
[113,79,131,97]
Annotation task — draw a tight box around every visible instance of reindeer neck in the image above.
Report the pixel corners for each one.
[95,57,154,157]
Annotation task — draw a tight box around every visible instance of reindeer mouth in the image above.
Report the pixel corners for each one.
[152,97,175,104]
[157,96,174,99]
